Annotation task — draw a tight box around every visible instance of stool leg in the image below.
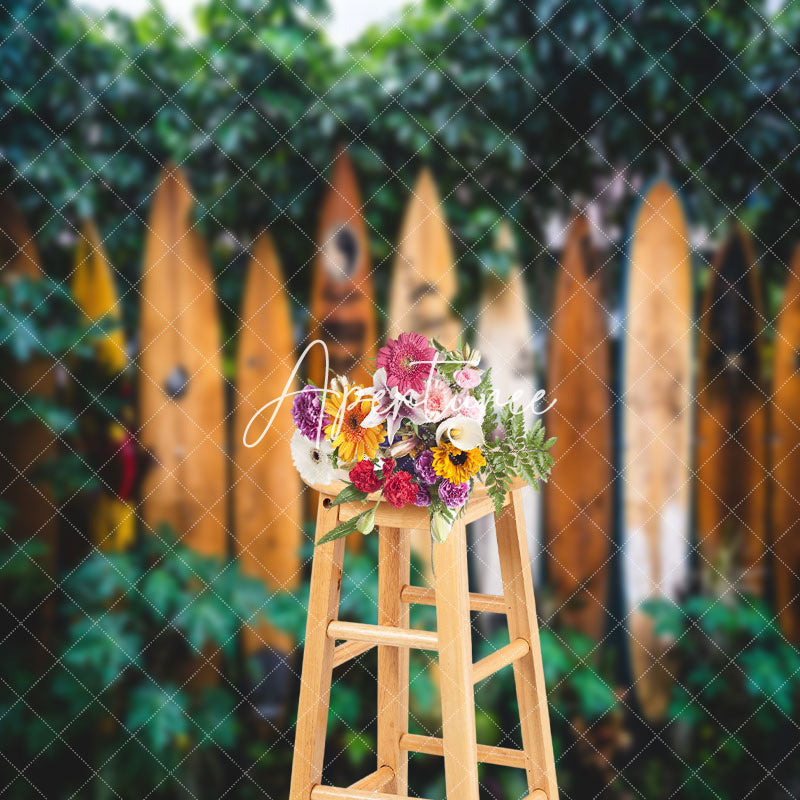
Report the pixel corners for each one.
[377,526,411,793]
[432,519,480,800]
[289,499,346,800]
[496,489,559,800]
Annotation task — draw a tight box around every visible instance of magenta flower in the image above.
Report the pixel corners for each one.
[454,367,482,388]
[376,332,436,395]
[438,479,470,509]
[360,368,427,442]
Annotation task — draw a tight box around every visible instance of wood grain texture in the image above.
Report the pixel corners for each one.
[474,222,540,597]
[431,518,480,800]
[308,150,377,388]
[387,168,460,348]
[233,232,302,654]
[496,490,559,800]
[545,215,612,639]
[377,526,411,794]
[621,183,693,721]
[696,228,767,596]
[138,166,227,557]
[0,198,57,574]
[289,498,346,800]
[769,244,800,643]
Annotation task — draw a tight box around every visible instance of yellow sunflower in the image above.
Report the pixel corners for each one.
[324,391,384,463]
[431,443,486,484]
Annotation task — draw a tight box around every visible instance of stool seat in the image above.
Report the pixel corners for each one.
[289,482,559,800]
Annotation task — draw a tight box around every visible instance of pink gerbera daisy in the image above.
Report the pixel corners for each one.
[376,332,436,395]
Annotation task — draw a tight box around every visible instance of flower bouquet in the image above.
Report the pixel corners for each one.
[289,333,555,545]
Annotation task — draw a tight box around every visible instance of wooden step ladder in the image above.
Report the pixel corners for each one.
[289,481,559,800]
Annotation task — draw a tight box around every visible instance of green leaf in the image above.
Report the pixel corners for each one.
[330,484,369,506]
[317,512,371,545]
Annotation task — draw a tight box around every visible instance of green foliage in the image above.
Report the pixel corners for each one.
[0,530,271,799]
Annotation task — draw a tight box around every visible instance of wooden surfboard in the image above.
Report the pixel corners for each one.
[307,150,376,389]
[388,168,461,574]
[473,222,540,598]
[72,221,136,552]
[621,182,693,721]
[696,227,767,596]
[387,168,460,349]
[545,215,612,639]
[0,198,57,576]
[233,232,302,655]
[138,166,227,558]
[771,243,800,645]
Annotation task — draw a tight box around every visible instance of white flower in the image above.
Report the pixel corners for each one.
[431,512,453,543]
[290,429,336,485]
[435,415,485,451]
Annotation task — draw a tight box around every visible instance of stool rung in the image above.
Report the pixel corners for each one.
[472,637,530,684]
[327,620,438,651]
[399,733,528,770]
[347,765,394,791]
[400,585,507,615]
[312,786,432,800]
[332,640,375,668]
[524,791,548,800]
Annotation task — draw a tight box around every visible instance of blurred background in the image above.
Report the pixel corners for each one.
[2,0,800,798]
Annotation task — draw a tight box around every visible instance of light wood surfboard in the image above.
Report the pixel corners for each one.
[233,232,302,655]
[473,222,540,598]
[387,168,460,349]
[696,228,767,596]
[138,166,227,558]
[621,182,692,721]
[388,168,461,575]
[0,199,57,578]
[771,243,800,645]
[545,215,612,639]
[72,221,136,551]
[307,150,377,389]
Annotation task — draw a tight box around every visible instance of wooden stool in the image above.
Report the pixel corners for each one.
[289,478,559,800]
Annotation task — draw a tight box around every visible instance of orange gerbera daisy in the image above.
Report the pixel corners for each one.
[324,389,384,463]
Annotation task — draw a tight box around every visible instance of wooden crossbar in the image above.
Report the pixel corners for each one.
[327,620,438,651]
[311,787,432,800]
[400,585,507,614]
[399,733,528,770]
[472,638,530,684]
[347,766,394,791]
[332,640,375,669]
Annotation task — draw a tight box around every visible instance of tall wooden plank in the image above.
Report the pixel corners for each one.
[545,215,612,638]
[308,150,377,389]
[72,221,135,551]
[696,228,767,595]
[772,244,800,644]
[233,232,302,654]
[473,222,540,599]
[289,498,346,800]
[138,166,227,557]
[621,183,693,721]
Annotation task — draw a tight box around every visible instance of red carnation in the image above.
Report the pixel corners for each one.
[349,459,383,493]
[383,470,417,509]
[381,458,396,479]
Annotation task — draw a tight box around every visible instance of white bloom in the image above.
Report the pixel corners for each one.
[290,429,336,485]
[435,415,485,451]
[431,512,453,543]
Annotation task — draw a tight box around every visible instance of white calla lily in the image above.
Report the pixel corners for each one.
[435,415,484,450]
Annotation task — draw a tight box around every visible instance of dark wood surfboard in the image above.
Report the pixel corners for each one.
[138,166,227,558]
[0,199,57,578]
[233,232,302,655]
[622,182,692,721]
[545,215,612,639]
[769,245,800,643]
[307,150,376,390]
[696,228,767,596]
[387,167,460,349]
